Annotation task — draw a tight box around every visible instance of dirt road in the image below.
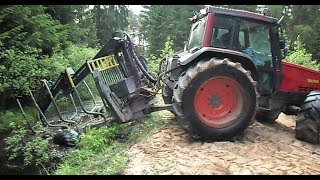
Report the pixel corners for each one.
[124,112,320,175]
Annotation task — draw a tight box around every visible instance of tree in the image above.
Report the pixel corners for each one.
[284,5,320,62]
[286,37,319,70]
[94,5,129,46]
[0,5,69,110]
[45,5,98,47]
[128,10,146,55]
[140,5,204,57]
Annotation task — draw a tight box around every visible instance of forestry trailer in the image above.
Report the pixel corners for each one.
[20,6,320,146]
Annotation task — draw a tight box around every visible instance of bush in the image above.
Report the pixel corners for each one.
[286,37,320,70]
[54,111,165,175]
[0,106,36,132]
[77,126,117,153]
[4,124,64,169]
[148,36,175,73]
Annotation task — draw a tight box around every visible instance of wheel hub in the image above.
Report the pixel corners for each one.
[210,95,221,107]
[194,77,244,128]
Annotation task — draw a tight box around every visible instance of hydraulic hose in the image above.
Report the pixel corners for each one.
[120,31,157,83]
[131,47,157,83]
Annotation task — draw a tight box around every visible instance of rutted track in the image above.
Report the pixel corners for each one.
[124,112,320,175]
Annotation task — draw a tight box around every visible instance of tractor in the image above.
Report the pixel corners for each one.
[20,6,320,146]
[162,6,320,144]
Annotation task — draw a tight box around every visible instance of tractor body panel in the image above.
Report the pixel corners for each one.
[178,47,254,66]
[280,61,320,93]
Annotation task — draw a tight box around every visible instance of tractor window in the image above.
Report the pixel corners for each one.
[240,20,272,67]
[238,31,245,47]
[211,15,236,49]
[188,16,207,50]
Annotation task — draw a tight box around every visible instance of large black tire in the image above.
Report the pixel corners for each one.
[295,91,320,144]
[255,108,281,123]
[53,129,80,147]
[173,58,258,141]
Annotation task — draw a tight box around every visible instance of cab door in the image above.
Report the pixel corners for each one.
[237,19,275,96]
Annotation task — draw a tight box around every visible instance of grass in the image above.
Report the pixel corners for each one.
[55,142,128,175]
[0,106,37,133]
[54,111,167,175]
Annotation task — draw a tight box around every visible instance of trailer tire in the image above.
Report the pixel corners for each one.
[296,91,320,144]
[172,58,258,141]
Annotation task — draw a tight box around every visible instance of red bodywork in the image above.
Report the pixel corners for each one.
[200,10,320,95]
[202,13,215,47]
[280,61,320,93]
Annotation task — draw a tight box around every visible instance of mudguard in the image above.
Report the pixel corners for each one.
[177,47,259,82]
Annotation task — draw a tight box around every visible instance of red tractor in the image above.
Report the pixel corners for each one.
[162,6,320,144]
[24,6,320,146]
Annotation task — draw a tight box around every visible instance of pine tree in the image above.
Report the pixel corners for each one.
[94,5,129,46]
[140,5,204,57]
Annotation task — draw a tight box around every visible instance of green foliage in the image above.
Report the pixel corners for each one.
[4,124,64,168]
[23,136,63,167]
[48,44,97,75]
[54,111,164,175]
[282,5,320,63]
[0,6,68,56]
[0,40,97,109]
[148,36,175,72]
[0,5,99,110]
[55,142,128,175]
[0,46,49,97]
[4,126,28,161]
[140,5,204,57]
[44,5,98,48]
[0,106,36,132]
[286,37,320,70]
[47,44,98,100]
[160,36,175,58]
[77,126,117,152]
[54,126,118,174]
[94,5,130,46]
[47,45,97,102]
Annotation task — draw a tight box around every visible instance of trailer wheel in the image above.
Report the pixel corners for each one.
[172,58,258,141]
[295,91,320,144]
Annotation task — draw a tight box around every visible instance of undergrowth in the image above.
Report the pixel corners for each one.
[54,111,166,175]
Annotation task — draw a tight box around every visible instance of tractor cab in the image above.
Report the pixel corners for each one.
[186,6,284,98]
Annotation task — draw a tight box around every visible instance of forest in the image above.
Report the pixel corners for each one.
[1,5,320,110]
[0,5,320,174]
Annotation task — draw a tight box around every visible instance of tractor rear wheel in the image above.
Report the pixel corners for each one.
[295,91,320,144]
[172,58,258,141]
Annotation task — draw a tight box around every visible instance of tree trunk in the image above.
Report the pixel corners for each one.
[0,92,8,112]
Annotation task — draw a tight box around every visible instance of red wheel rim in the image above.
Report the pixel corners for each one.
[194,77,244,128]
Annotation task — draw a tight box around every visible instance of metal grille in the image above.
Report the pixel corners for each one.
[87,54,124,85]
[298,86,320,92]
